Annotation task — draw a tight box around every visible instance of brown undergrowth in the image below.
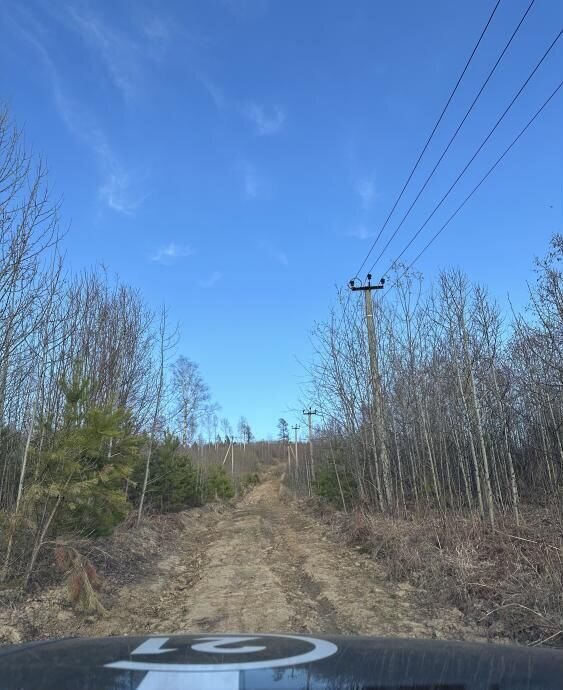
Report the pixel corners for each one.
[317,502,563,647]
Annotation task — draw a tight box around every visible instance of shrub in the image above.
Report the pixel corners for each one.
[147,435,200,512]
[240,472,260,491]
[59,483,130,537]
[46,392,139,537]
[204,465,235,501]
[333,506,563,647]
[315,462,357,508]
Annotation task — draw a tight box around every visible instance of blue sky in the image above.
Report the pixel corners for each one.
[1,0,561,439]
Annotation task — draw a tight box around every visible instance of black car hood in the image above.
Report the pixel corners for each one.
[0,633,561,689]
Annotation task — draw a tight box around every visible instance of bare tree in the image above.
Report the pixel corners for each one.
[237,416,253,448]
[137,307,169,526]
[171,356,210,445]
[220,417,233,443]
[278,418,289,443]
[304,249,563,525]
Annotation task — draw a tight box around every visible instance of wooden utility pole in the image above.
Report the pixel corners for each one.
[349,274,392,509]
[303,408,318,479]
[222,440,232,466]
[291,424,300,474]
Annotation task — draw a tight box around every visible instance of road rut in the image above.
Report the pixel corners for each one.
[0,473,487,645]
[66,475,480,641]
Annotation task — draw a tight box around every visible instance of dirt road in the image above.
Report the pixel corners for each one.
[0,474,482,643]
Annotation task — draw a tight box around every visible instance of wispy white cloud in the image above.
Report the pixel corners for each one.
[355,176,376,210]
[66,6,143,100]
[196,71,286,138]
[347,225,374,241]
[273,250,288,266]
[243,168,259,199]
[53,85,145,215]
[199,270,222,287]
[142,15,171,43]
[60,5,175,100]
[152,243,194,265]
[220,0,269,18]
[10,8,147,216]
[241,102,286,136]
[198,74,226,109]
[239,160,263,199]
[260,242,288,266]
[99,172,145,216]
[200,82,286,136]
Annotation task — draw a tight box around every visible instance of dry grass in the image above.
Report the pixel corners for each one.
[16,507,208,599]
[329,504,563,647]
[79,509,206,589]
[0,506,219,643]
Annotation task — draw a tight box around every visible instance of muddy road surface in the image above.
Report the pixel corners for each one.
[0,474,482,643]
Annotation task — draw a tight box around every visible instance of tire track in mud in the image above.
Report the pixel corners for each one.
[259,505,342,634]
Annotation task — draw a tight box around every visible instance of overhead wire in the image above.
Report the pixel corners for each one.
[374,28,562,280]
[339,0,504,332]
[367,0,537,275]
[353,0,503,279]
[381,79,563,300]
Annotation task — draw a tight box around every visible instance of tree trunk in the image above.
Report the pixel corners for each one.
[457,367,485,519]
[1,399,36,582]
[137,309,167,526]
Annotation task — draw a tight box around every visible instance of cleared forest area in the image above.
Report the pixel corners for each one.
[0,107,561,649]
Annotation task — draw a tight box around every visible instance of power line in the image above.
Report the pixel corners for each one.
[382,79,563,299]
[353,0,503,279]
[342,1,503,331]
[367,0,536,274]
[377,29,562,278]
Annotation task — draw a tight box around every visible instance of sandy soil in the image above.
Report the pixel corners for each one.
[0,472,484,644]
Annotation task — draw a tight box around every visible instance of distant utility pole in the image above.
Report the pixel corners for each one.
[303,408,318,479]
[222,440,232,467]
[349,273,392,508]
[291,425,300,472]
